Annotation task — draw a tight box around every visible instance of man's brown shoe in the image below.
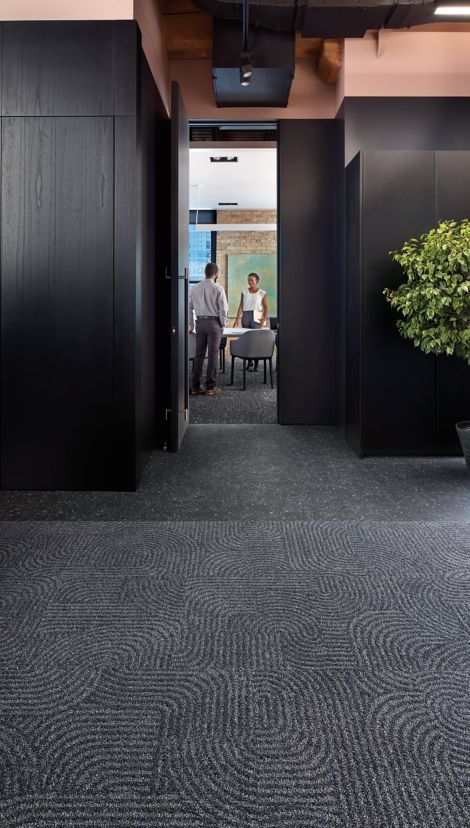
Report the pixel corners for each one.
[205,387,222,396]
[190,387,205,395]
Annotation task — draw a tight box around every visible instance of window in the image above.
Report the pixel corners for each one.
[189,225,212,282]
[189,210,216,283]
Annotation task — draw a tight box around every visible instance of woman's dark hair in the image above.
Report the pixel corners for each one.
[247,272,259,283]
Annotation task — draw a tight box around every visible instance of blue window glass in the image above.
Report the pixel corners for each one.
[189,225,213,282]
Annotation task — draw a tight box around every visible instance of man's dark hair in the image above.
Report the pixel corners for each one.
[205,263,219,278]
[248,272,259,283]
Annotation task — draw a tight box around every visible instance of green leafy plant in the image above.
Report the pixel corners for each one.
[384,219,470,363]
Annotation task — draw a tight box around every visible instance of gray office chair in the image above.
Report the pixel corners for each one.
[189,333,226,371]
[230,329,275,390]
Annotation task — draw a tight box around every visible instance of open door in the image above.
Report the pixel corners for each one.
[169,82,189,451]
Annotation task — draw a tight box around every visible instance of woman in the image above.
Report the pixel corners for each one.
[234,272,269,371]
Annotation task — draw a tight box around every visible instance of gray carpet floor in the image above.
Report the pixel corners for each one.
[189,356,277,424]
[0,520,468,826]
[0,425,468,522]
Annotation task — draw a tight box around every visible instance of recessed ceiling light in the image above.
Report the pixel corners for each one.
[435,4,470,12]
[210,156,238,163]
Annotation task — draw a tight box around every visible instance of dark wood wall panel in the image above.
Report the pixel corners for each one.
[1,22,114,116]
[114,116,138,490]
[278,120,339,424]
[435,151,470,452]
[345,149,470,456]
[1,117,114,489]
[137,53,159,469]
[362,152,436,453]
[344,98,470,166]
[344,154,362,455]
[114,21,138,117]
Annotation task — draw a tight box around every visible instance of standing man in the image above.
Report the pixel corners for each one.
[189,263,228,396]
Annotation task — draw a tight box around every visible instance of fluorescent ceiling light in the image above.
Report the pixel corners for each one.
[435,5,470,13]
[210,156,238,163]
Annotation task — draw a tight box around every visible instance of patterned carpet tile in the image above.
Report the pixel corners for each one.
[0,521,468,827]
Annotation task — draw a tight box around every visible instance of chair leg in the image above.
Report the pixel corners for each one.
[269,358,273,388]
[243,359,246,391]
[263,359,267,384]
[230,355,235,385]
[222,348,225,373]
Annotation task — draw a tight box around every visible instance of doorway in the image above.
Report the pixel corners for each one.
[187,122,278,425]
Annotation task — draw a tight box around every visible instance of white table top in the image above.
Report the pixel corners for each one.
[223,327,271,336]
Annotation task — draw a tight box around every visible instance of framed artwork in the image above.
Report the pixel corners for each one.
[227,254,277,318]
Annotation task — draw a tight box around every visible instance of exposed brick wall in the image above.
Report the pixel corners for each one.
[216,211,277,318]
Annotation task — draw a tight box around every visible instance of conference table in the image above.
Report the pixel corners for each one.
[223,327,271,336]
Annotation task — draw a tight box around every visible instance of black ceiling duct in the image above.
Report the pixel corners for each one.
[195,0,438,38]
[213,19,295,106]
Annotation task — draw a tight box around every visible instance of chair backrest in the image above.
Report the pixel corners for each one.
[230,329,275,359]
[188,334,196,359]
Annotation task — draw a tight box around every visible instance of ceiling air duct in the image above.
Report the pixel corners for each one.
[196,0,438,38]
[213,19,295,106]
[197,0,438,106]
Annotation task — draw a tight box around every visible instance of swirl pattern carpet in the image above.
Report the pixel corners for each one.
[0,521,468,827]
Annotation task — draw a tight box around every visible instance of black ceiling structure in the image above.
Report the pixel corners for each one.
[194,0,438,37]
[192,0,444,106]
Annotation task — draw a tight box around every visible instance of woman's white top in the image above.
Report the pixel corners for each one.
[242,288,266,314]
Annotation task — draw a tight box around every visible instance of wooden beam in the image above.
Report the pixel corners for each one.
[162,0,203,13]
[164,11,213,59]
[316,38,343,85]
[295,33,323,59]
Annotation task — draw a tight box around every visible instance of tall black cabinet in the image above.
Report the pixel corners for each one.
[0,21,163,490]
[346,150,470,456]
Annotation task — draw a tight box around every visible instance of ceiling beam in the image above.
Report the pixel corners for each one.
[164,10,213,59]
[316,38,343,85]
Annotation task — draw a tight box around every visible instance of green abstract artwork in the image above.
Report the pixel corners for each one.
[227,254,277,318]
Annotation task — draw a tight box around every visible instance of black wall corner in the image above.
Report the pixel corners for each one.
[278,119,340,425]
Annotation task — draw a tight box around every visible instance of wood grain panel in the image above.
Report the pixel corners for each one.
[164,12,213,59]
[114,116,138,489]
[169,82,189,451]
[278,120,339,424]
[435,151,470,453]
[345,154,362,455]
[2,22,114,116]
[361,151,436,454]
[1,117,114,489]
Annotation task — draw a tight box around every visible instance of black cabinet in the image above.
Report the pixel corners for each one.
[0,22,161,490]
[346,150,470,456]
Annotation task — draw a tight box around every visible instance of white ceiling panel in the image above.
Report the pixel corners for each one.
[189,147,277,211]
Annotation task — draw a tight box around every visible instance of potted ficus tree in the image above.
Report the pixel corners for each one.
[383,218,470,470]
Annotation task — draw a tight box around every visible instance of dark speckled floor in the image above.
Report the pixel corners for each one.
[0,425,468,521]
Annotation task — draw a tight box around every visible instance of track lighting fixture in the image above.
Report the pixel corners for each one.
[240,0,252,86]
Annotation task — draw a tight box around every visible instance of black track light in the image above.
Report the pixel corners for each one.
[240,0,253,86]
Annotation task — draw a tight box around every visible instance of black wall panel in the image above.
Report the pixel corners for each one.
[1,22,114,116]
[362,152,436,453]
[343,98,470,166]
[435,151,470,451]
[0,21,163,490]
[1,117,114,489]
[278,120,339,424]
[137,53,159,471]
[344,154,362,455]
[345,149,470,456]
